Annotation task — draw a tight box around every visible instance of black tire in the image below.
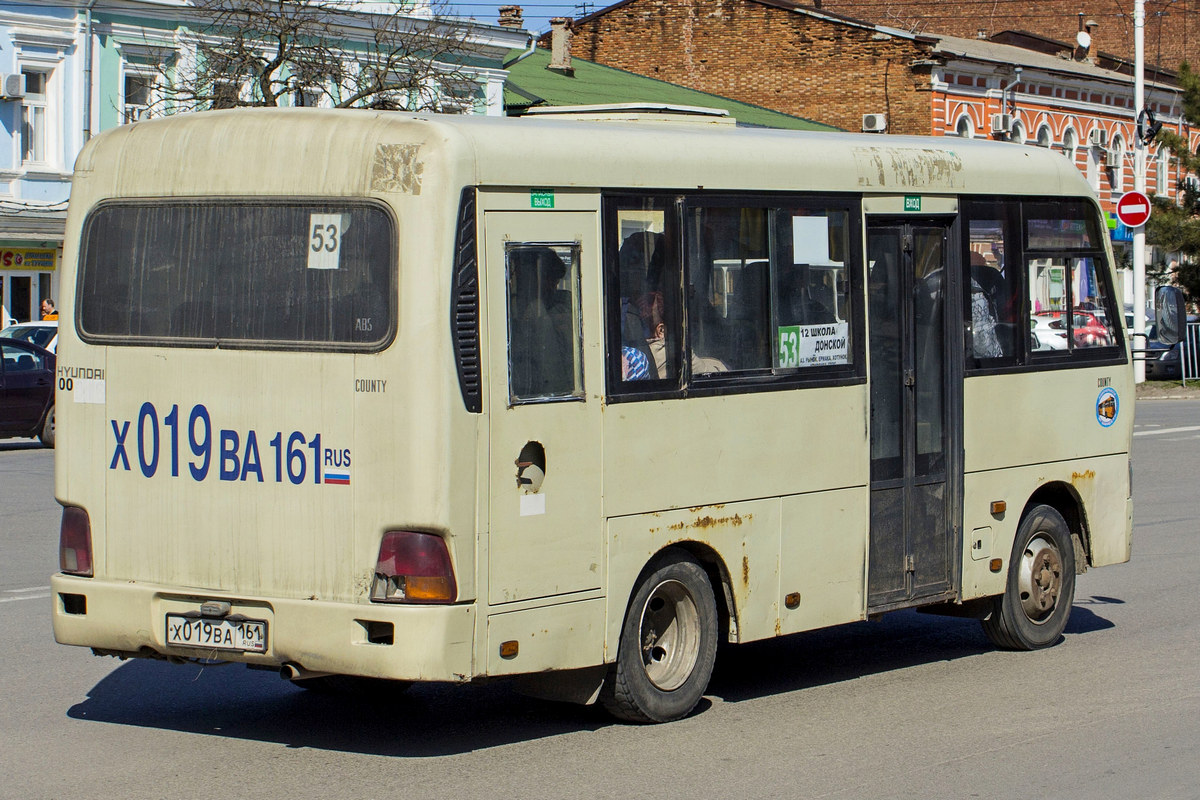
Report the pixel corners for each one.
[981,504,1076,650]
[39,405,55,449]
[601,549,718,723]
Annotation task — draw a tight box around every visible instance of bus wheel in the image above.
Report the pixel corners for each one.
[981,504,1076,651]
[602,550,718,723]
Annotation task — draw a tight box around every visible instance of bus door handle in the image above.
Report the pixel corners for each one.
[903,369,915,388]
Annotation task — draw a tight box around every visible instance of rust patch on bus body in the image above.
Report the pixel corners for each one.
[693,514,745,530]
[668,513,746,532]
[851,146,965,189]
[741,555,750,586]
[1072,470,1096,483]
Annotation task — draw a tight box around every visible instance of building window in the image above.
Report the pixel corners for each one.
[293,88,322,107]
[20,68,49,164]
[955,114,973,138]
[1036,124,1052,148]
[1110,135,1126,193]
[212,80,240,109]
[123,70,155,123]
[1062,128,1078,165]
[1009,120,1025,144]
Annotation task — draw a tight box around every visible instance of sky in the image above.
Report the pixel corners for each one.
[450,0,605,32]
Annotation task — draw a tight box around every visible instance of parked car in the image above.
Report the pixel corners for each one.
[0,320,58,353]
[0,338,55,447]
[1145,341,1183,380]
[1031,313,1069,351]
[1071,310,1114,347]
[1144,316,1198,381]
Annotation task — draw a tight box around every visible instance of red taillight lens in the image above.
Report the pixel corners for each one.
[371,531,457,604]
[59,507,93,577]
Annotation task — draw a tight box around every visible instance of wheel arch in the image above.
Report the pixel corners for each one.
[1024,481,1091,570]
[640,541,736,644]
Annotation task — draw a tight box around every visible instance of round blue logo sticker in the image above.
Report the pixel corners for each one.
[1096,387,1119,427]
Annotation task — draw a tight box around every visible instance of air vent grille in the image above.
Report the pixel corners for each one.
[452,188,482,413]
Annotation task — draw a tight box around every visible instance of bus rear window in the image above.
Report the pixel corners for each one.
[78,201,395,349]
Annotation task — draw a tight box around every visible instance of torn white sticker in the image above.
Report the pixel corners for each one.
[519,493,546,517]
[73,378,105,404]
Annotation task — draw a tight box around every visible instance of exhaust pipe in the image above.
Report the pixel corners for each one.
[280,662,332,682]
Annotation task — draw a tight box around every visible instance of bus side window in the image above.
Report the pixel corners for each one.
[688,204,852,375]
[966,214,1020,364]
[608,195,682,387]
[1025,200,1119,355]
[505,244,585,403]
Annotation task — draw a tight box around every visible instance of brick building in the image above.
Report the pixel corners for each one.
[571,0,941,135]
[567,0,1200,220]
[811,0,1199,76]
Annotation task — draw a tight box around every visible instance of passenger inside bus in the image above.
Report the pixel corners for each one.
[617,231,663,378]
[507,246,576,398]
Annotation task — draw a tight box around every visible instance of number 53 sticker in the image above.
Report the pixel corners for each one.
[307,213,350,270]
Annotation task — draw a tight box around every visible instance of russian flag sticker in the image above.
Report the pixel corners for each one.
[325,473,350,485]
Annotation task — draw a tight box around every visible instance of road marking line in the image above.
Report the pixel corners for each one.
[0,592,50,603]
[1134,425,1200,437]
[6,586,49,594]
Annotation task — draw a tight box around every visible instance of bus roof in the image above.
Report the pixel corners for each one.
[73,108,1093,201]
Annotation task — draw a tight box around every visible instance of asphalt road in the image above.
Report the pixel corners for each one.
[2,400,1198,800]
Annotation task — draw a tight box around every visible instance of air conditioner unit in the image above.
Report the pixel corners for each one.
[1105,148,1121,168]
[990,113,1013,134]
[0,73,25,100]
[862,113,887,133]
[1088,128,1108,148]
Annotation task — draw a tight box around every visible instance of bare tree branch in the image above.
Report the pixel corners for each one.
[141,0,489,114]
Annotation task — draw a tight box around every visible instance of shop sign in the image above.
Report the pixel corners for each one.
[0,248,57,270]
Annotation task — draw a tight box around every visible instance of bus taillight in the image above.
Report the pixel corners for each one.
[371,531,457,604]
[59,507,93,577]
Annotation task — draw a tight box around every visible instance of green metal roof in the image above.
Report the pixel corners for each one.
[504,48,839,131]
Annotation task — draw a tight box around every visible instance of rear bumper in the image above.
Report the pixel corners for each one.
[50,574,476,682]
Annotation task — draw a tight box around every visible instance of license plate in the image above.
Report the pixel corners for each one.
[165,614,267,654]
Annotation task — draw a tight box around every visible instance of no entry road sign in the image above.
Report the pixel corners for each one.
[1115,191,1152,228]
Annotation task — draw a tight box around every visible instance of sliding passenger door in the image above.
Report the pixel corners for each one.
[866,220,960,610]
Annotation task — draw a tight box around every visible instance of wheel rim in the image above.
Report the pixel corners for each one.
[638,578,701,692]
[1017,534,1063,624]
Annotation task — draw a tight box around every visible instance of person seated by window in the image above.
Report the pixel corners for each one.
[618,231,664,369]
[622,345,651,380]
[645,304,727,378]
[509,247,574,396]
[969,252,1004,359]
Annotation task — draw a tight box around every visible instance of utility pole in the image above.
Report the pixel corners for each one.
[1133,0,1147,382]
